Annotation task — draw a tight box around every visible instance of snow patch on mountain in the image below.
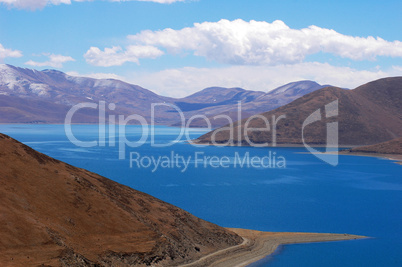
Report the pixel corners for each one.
[0,65,25,92]
[0,65,51,97]
[29,83,50,97]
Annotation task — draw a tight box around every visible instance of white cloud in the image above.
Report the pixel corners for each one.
[0,0,70,10]
[84,45,164,67]
[127,63,401,97]
[25,54,75,68]
[133,0,186,3]
[0,43,23,60]
[127,19,402,65]
[0,0,186,10]
[66,71,126,81]
[391,65,402,73]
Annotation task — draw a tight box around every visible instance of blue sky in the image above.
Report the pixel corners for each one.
[1,0,401,97]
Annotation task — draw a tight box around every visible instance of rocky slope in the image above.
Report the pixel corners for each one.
[0,133,242,266]
[195,77,402,146]
[346,137,402,154]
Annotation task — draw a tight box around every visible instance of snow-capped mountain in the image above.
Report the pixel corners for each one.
[0,64,51,97]
[0,64,169,107]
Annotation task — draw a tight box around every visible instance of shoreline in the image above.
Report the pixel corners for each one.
[179,228,367,267]
[189,140,352,148]
[338,151,402,165]
[299,150,402,165]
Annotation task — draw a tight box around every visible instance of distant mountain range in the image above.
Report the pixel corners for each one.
[195,77,402,146]
[0,133,242,265]
[0,64,331,127]
[172,80,331,127]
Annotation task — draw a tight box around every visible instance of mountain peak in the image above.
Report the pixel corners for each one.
[0,64,36,73]
[42,68,65,75]
[189,86,246,97]
[0,64,17,73]
[180,86,251,103]
[267,80,322,95]
[202,86,246,92]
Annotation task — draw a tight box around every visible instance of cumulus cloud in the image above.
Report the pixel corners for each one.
[84,45,164,67]
[127,63,400,97]
[127,19,402,65]
[0,43,23,60]
[0,0,186,10]
[25,54,75,68]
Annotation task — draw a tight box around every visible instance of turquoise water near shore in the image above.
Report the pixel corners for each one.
[1,124,401,266]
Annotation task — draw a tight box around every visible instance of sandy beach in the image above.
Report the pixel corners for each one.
[180,228,366,267]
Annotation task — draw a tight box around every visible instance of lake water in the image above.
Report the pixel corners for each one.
[0,124,401,266]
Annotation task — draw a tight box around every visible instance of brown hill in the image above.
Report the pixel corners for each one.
[0,133,242,266]
[346,137,402,155]
[195,77,402,146]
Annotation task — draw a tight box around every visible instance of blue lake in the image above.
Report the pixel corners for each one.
[0,124,401,266]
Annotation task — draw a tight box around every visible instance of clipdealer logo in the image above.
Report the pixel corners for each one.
[64,99,339,169]
[302,100,339,166]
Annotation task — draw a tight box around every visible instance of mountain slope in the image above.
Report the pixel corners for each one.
[254,80,330,108]
[178,87,264,104]
[264,80,325,95]
[0,95,101,123]
[195,77,402,146]
[0,133,242,266]
[347,137,402,155]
